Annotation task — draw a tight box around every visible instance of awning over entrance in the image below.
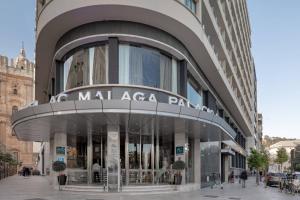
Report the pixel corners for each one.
[12,99,236,142]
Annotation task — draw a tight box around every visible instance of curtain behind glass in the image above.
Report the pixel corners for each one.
[160,54,172,91]
[142,49,160,88]
[93,46,106,84]
[119,45,130,84]
[129,46,143,85]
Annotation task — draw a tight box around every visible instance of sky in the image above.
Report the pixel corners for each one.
[0,0,300,138]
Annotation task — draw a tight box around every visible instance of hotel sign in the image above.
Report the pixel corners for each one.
[49,86,215,113]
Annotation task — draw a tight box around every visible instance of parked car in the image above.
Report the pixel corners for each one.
[267,173,286,187]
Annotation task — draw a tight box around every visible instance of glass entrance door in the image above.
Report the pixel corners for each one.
[141,134,153,184]
[92,133,106,185]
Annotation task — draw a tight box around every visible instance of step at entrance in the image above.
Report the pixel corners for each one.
[61,184,177,194]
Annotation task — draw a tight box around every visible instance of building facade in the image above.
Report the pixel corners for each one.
[268,140,300,173]
[0,48,35,168]
[13,0,258,191]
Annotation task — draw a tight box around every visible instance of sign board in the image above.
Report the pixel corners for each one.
[56,146,65,155]
[49,86,215,114]
[57,157,64,162]
[176,146,184,155]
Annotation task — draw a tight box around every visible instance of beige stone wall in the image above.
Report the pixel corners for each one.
[0,49,35,168]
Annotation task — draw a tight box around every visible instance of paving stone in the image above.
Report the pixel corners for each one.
[0,176,299,200]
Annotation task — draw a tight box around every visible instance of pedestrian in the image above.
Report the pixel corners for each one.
[240,170,248,188]
[264,173,269,188]
[259,171,263,182]
[228,171,234,183]
[22,167,26,177]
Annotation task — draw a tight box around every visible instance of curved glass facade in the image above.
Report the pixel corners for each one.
[62,43,179,93]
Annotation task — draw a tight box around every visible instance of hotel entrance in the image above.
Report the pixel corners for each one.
[64,118,197,190]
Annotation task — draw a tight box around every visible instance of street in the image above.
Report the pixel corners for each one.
[0,175,297,200]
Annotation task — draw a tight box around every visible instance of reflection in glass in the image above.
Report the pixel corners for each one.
[128,132,140,169]
[187,81,202,107]
[119,44,176,92]
[201,142,220,188]
[67,135,87,169]
[67,135,88,185]
[64,49,90,90]
[63,45,107,90]
[92,46,107,84]
[141,134,152,170]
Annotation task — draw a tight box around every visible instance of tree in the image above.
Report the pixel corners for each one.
[261,150,270,171]
[275,147,289,172]
[248,149,269,185]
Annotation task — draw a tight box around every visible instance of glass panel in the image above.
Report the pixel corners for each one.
[63,45,107,90]
[64,49,90,90]
[186,137,194,183]
[142,48,160,88]
[93,46,107,84]
[185,0,196,13]
[92,133,107,184]
[119,45,130,84]
[128,132,140,170]
[156,131,174,184]
[141,134,152,170]
[201,142,221,188]
[119,44,174,92]
[67,135,88,184]
[187,81,203,108]
[172,59,178,93]
[160,54,172,91]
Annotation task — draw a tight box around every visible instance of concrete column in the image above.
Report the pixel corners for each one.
[224,155,230,183]
[193,138,201,186]
[125,121,129,185]
[52,132,67,188]
[151,119,155,184]
[174,120,186,184]
[87,122,93,184]
[107,124,120,191]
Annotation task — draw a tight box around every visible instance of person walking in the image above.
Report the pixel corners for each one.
[259,171,263,182]
[240,170,248,188]
[228,171,234,183]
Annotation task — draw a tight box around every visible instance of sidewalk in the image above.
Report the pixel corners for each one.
[201,176,299,200]
[0,175,298,200]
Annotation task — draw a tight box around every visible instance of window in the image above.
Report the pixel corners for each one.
[63,45,108,90]
[12,106,18,114]
[119,44,178,92]
[185,0,196,13]
[13,88,18,95]
[187,78,203,108]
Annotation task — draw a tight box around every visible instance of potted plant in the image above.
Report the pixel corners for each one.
[52,161,67,189]
[172,159,185,185]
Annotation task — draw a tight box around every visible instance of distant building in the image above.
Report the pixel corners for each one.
[256,113,263,150]
[0,47,36,169]
[267,140,300,172]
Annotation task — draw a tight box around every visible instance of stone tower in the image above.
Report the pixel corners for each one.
[0,46,35,168]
